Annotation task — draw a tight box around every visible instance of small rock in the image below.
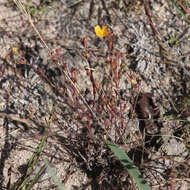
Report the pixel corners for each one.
[0,96,6,112]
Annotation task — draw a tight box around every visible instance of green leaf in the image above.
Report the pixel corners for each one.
[44,159,66,190]
[169,0,190,24]
[106,141,151,190]
[13,104,55,190]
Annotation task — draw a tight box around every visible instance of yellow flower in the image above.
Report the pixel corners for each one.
[12,47,18,56]
[94,25,109,38]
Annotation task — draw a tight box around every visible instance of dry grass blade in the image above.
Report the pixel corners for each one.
[12,0,51,54]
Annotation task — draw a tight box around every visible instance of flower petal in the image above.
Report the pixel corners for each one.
[102,25,109,36]
[95,25,104,38]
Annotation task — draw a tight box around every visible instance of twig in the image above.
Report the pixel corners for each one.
[142,0,173,65]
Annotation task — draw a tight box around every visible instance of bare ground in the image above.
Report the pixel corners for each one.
[0,0,190,189]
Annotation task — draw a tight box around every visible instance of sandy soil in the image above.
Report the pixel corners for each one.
[0,0,190,189]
